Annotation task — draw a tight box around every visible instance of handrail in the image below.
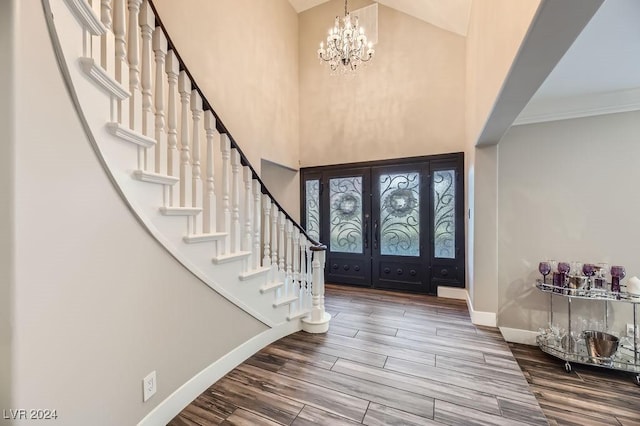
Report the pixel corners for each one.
[147,0,319,246]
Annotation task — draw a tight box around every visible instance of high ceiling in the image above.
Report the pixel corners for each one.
[288,0,472,36]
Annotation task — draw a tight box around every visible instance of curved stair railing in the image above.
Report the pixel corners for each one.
[45,0,330,333]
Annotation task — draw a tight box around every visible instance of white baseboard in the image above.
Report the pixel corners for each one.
[137,321,301,426]
[437,286,467,300]
[437,286,497,327]
[499,327,539,346]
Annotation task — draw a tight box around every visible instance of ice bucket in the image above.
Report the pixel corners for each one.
[583,330,619,361]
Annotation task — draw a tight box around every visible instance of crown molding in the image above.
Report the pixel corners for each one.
[514,87,640,125]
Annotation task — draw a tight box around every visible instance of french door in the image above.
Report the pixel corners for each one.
[301,153,464,295]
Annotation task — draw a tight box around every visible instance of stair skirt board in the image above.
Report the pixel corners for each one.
[136,322,302,426]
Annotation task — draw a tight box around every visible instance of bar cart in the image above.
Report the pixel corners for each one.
[535,279,640,385]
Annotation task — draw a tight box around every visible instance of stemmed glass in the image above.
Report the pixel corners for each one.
[582,263,595,289]
[558,262,570,291]
[594,262,609,289]
[611,265,626,294]
[539,261,551,284]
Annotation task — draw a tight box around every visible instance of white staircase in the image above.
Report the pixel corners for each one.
[47,0,331,332]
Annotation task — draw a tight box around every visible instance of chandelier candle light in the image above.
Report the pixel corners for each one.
[317,0,375,72]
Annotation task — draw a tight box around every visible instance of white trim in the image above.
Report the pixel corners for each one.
[211,251,251,265]
[514,88,640,125]
[260,281,284,293]
[159,206,202,216]
[106,122,156,147]
[63,0,106,35]
[182,232,226,244]
[137,323,301,426]
[79,58,129,100]
[239,267,270,281]
[437,286,467,300]
[437,287,497,327]
[273,295,298,308]
[133,170,179,186]
[465,290,497,327]
[499,327,539,346]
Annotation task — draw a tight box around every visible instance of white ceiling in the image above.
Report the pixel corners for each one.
[288,0,472,36]
[530,0,640,100]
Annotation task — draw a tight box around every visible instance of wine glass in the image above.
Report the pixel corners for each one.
[570,261,583,276]
[558,262,570,274]
[539,261,551,284]
[611,265,626,294]
[582,263,595,291]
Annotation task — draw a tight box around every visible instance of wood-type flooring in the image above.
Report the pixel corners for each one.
[169,284,640,425]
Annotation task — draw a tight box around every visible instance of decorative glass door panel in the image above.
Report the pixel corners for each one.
[433,170,455,259]
[329,177,363,254]
[301,153,464,294]
[379,172,420,257]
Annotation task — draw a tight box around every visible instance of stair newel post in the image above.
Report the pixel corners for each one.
[165,51,179,207]
[262,195,271,268]
[253,181,261,270]
[127,0,143,136]
[302,245,331,333]
[230,149,241,254]
[178,71,192,209]
[139,1,154,158]
[242,167,253,271]
[190,91,203,235]
[285,220,293,297]
[152,27,167,177]
[203,111,217,235]
[219,134,231,256]
[113,0,130,125]
[278,212,286,290]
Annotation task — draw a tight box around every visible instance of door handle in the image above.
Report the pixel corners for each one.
[364,217,369,249]
[373,220,379,250]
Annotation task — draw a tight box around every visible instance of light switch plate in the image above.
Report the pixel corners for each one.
[143,371,157,402]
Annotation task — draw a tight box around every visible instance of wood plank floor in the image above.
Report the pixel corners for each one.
[169,284,551,425]
[510,342,640,426]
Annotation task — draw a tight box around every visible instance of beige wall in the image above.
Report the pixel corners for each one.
[498,111,640,332]
[464,0,539,309]
[261,160,301,223]
[0,0,14,412]
[299,0,466,167]
[9,2,266,424]
[152,0,300,173]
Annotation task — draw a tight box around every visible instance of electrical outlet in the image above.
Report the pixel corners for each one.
[626,323,638,338]
[142,371,157,402]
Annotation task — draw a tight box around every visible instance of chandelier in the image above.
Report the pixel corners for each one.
[317,0,375,72]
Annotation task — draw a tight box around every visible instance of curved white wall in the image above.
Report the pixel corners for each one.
[8,2,266,424]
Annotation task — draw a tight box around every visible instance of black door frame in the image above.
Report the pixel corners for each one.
[300,152,465,294]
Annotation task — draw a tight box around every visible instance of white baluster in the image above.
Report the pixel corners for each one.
[178,71,192,208]
[140,1,153,136]
[278,212,286,286]
[271,206,278,269]
[89,0,102,59]
[219,135,231,255]
[242,167,253,271]
[99,0,117,122]
[253,180,261,270]
[262,195,271,267]
[230,149,241,253]
[293,227,300,304]
[190,91,203,235]
[203,111,217,234]
[127,0,142,135]
[166,51,179,207]
[113,0,129,124]
[153,27,167,176]
[286,220,293,296]
[299,236,308,310]
[302,246,331,333]
[305,241,312,311]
